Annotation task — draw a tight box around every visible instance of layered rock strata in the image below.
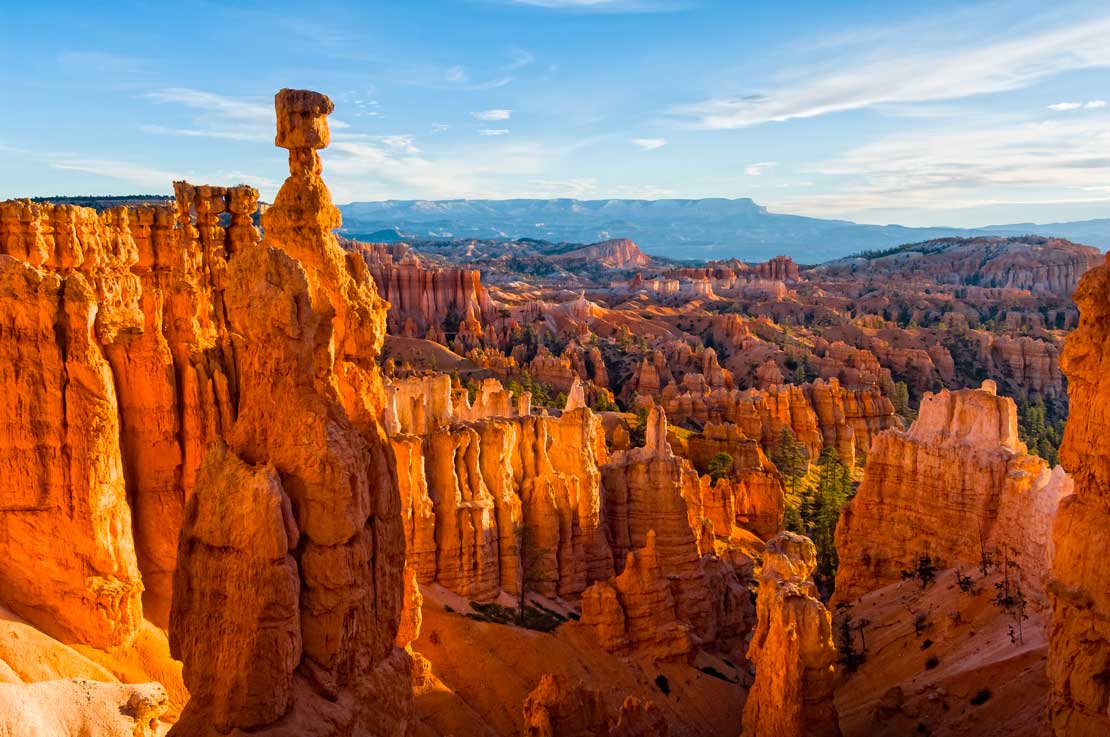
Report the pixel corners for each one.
[834,381,1069,608]
[662,380,899,466]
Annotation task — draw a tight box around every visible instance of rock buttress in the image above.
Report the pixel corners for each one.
[1048,255,1110,736]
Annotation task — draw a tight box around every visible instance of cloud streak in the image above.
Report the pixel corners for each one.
[772,114,1110,217]
[146,88,272,121]
[671,13,1110,128]
[472,109,512,121]
[632,137,667,150]
[745,161,776,176]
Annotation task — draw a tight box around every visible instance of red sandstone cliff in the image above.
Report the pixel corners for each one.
[550,238,651,269]
[1049,254,1110,736]
[834,381,1069,608]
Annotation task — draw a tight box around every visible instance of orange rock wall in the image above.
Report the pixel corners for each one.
[390,408,614,601]
[1049,255,1110,736]
[834,383,1069,609]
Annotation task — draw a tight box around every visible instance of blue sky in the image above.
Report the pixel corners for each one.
[2,0,1110,227]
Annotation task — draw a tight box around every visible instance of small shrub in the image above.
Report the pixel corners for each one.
[920,639,933,650]
[654,674,671,695]
[924,656,940,670]
[955,570,974,594]
[902,553,938,589]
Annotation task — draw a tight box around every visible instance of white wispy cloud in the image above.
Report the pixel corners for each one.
[479,128,511,136]
[745,161,777,176]
[1048,99,1108,111]
[139,124,270,142]
[47,156,183,190]
[506,48,535,70]
[397,62,515,91]
[5,148,279,194]
[146,88,272,121]
[772,115,1110,217]
[632,137,667,150]
[378,135,420,153]
[472,109,512,121]
[321,135,606,202]
[670,13,1110,128]
[431,124,450,133]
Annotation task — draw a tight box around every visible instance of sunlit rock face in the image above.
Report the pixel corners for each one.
[389,402,612,602]
[833,381,1068,610]
[742,532,841,737]
[166,88,414,737]
[1049,254,1110,737]
[661,380,900,467]
[0,88,413,733]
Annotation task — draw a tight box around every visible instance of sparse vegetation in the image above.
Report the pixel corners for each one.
[902,553,939,589]
[707,452,734,482]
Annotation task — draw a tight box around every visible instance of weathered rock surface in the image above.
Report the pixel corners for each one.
[834,382,1069,608]
[521,673,667,737]
[601,408,715,643]
[662,380,899,466]
[168,88,412,736]
[1048,254,1110,737]
[549,238,651,269]
[742,532,841,737]
[0,251,143,648]
[0,678,168,737]
[687,423,785,541]
[391,406,612,601]
[819,236,1100,297]
[580,530,694,662]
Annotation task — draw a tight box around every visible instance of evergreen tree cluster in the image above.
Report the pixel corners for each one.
[771,429,854,595]
[1017,399,1066,466]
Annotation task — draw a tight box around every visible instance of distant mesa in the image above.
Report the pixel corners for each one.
[338,197,1110,262]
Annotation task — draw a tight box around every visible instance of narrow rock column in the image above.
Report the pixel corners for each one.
[169,89,412,736]
[742,532,841,737]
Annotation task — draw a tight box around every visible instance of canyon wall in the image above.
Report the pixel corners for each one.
[1049,254,1110,736]
[0,185,263,642]
[391,404,612,601]
[662,379,900,466]
[834,381,1069,608]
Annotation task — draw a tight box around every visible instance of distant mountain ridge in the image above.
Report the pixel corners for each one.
[338,198,1110,262]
